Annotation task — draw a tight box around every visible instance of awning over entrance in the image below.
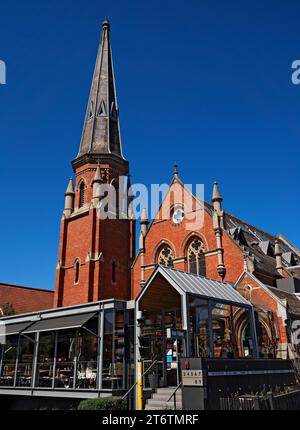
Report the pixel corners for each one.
[135,266,259,386]
[3,312,97,335]
[137,265,251,309]
[136,265,252,331]
[156,265,251,306]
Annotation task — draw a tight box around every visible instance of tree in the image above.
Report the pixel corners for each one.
[0,303,16,317]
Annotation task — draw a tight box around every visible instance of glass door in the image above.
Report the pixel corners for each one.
[165,310,185,387]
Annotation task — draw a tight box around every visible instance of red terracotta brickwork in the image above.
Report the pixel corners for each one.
[132,178,245,298]
[0,283,53,315]
[53,161,135,308]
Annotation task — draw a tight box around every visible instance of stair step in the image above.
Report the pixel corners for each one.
[144,387,183,410]
[146,400,165,407]
[152,394,182,401]
[147,400,178,406]
[152,396,181,402]
[145,405,171,410]
[145,403,182,410]
[153,390,182,396]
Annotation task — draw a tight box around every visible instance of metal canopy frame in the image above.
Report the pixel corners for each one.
[135,265,259,380]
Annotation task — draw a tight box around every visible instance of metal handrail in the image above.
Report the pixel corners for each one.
[167,382,182,410]
[122,359,158,400]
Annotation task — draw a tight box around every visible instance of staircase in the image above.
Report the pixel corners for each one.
[145,387,182,410]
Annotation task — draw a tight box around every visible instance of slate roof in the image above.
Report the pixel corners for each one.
[204,201,300,280]
[268,287,300,317]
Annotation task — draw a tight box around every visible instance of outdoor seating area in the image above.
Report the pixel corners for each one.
[0,300,134,395]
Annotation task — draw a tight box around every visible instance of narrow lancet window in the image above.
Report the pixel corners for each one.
[75,260,80,284]
[79,182,85,208]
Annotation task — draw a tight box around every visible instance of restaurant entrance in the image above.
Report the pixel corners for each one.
[135,265,259,405]
[139,309,186,388]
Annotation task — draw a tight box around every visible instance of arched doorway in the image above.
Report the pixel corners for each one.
[237,311,276,358]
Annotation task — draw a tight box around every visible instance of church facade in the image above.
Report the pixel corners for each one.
[49,19,300,362]
[0,19,300,408]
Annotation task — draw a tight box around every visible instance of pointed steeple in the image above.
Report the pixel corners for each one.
[73,18,124,168]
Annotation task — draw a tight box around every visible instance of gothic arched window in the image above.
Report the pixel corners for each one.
[187,238,206,276]
[157,245,174,267]
[79,181,85,208]
[74,260,80,284]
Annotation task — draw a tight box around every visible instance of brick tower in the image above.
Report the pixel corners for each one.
[54,19,135,308]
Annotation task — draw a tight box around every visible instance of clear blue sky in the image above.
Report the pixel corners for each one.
[0,0,299,291]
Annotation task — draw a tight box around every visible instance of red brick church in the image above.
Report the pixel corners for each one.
[1,19,300,363]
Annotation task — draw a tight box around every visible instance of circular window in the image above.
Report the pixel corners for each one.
[172,207,184,224]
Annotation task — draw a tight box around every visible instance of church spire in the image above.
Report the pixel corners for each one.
[73,18,124,169]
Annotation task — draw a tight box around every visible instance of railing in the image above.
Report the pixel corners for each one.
[122,359,158,407]
[142,360,164,389]
[220,389,300,410]
[167,382,182,410]
[220,396,260,410]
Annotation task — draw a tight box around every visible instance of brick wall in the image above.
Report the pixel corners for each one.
[0,283,53,315]
[132,179,245,298]
[53,160,135,308]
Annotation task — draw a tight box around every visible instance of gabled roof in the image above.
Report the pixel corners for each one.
[138,265,251,307]
[133,170,299,281]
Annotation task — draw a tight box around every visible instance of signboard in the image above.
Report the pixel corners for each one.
[182,369,203,386]
[166,328,185,339]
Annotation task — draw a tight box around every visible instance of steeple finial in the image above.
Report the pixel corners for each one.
[174,161,178,176]
[73,19,125,169]
[102,17,110,29]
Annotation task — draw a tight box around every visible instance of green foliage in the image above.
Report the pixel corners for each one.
[0,303,15,316]
[77,396,127,410]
